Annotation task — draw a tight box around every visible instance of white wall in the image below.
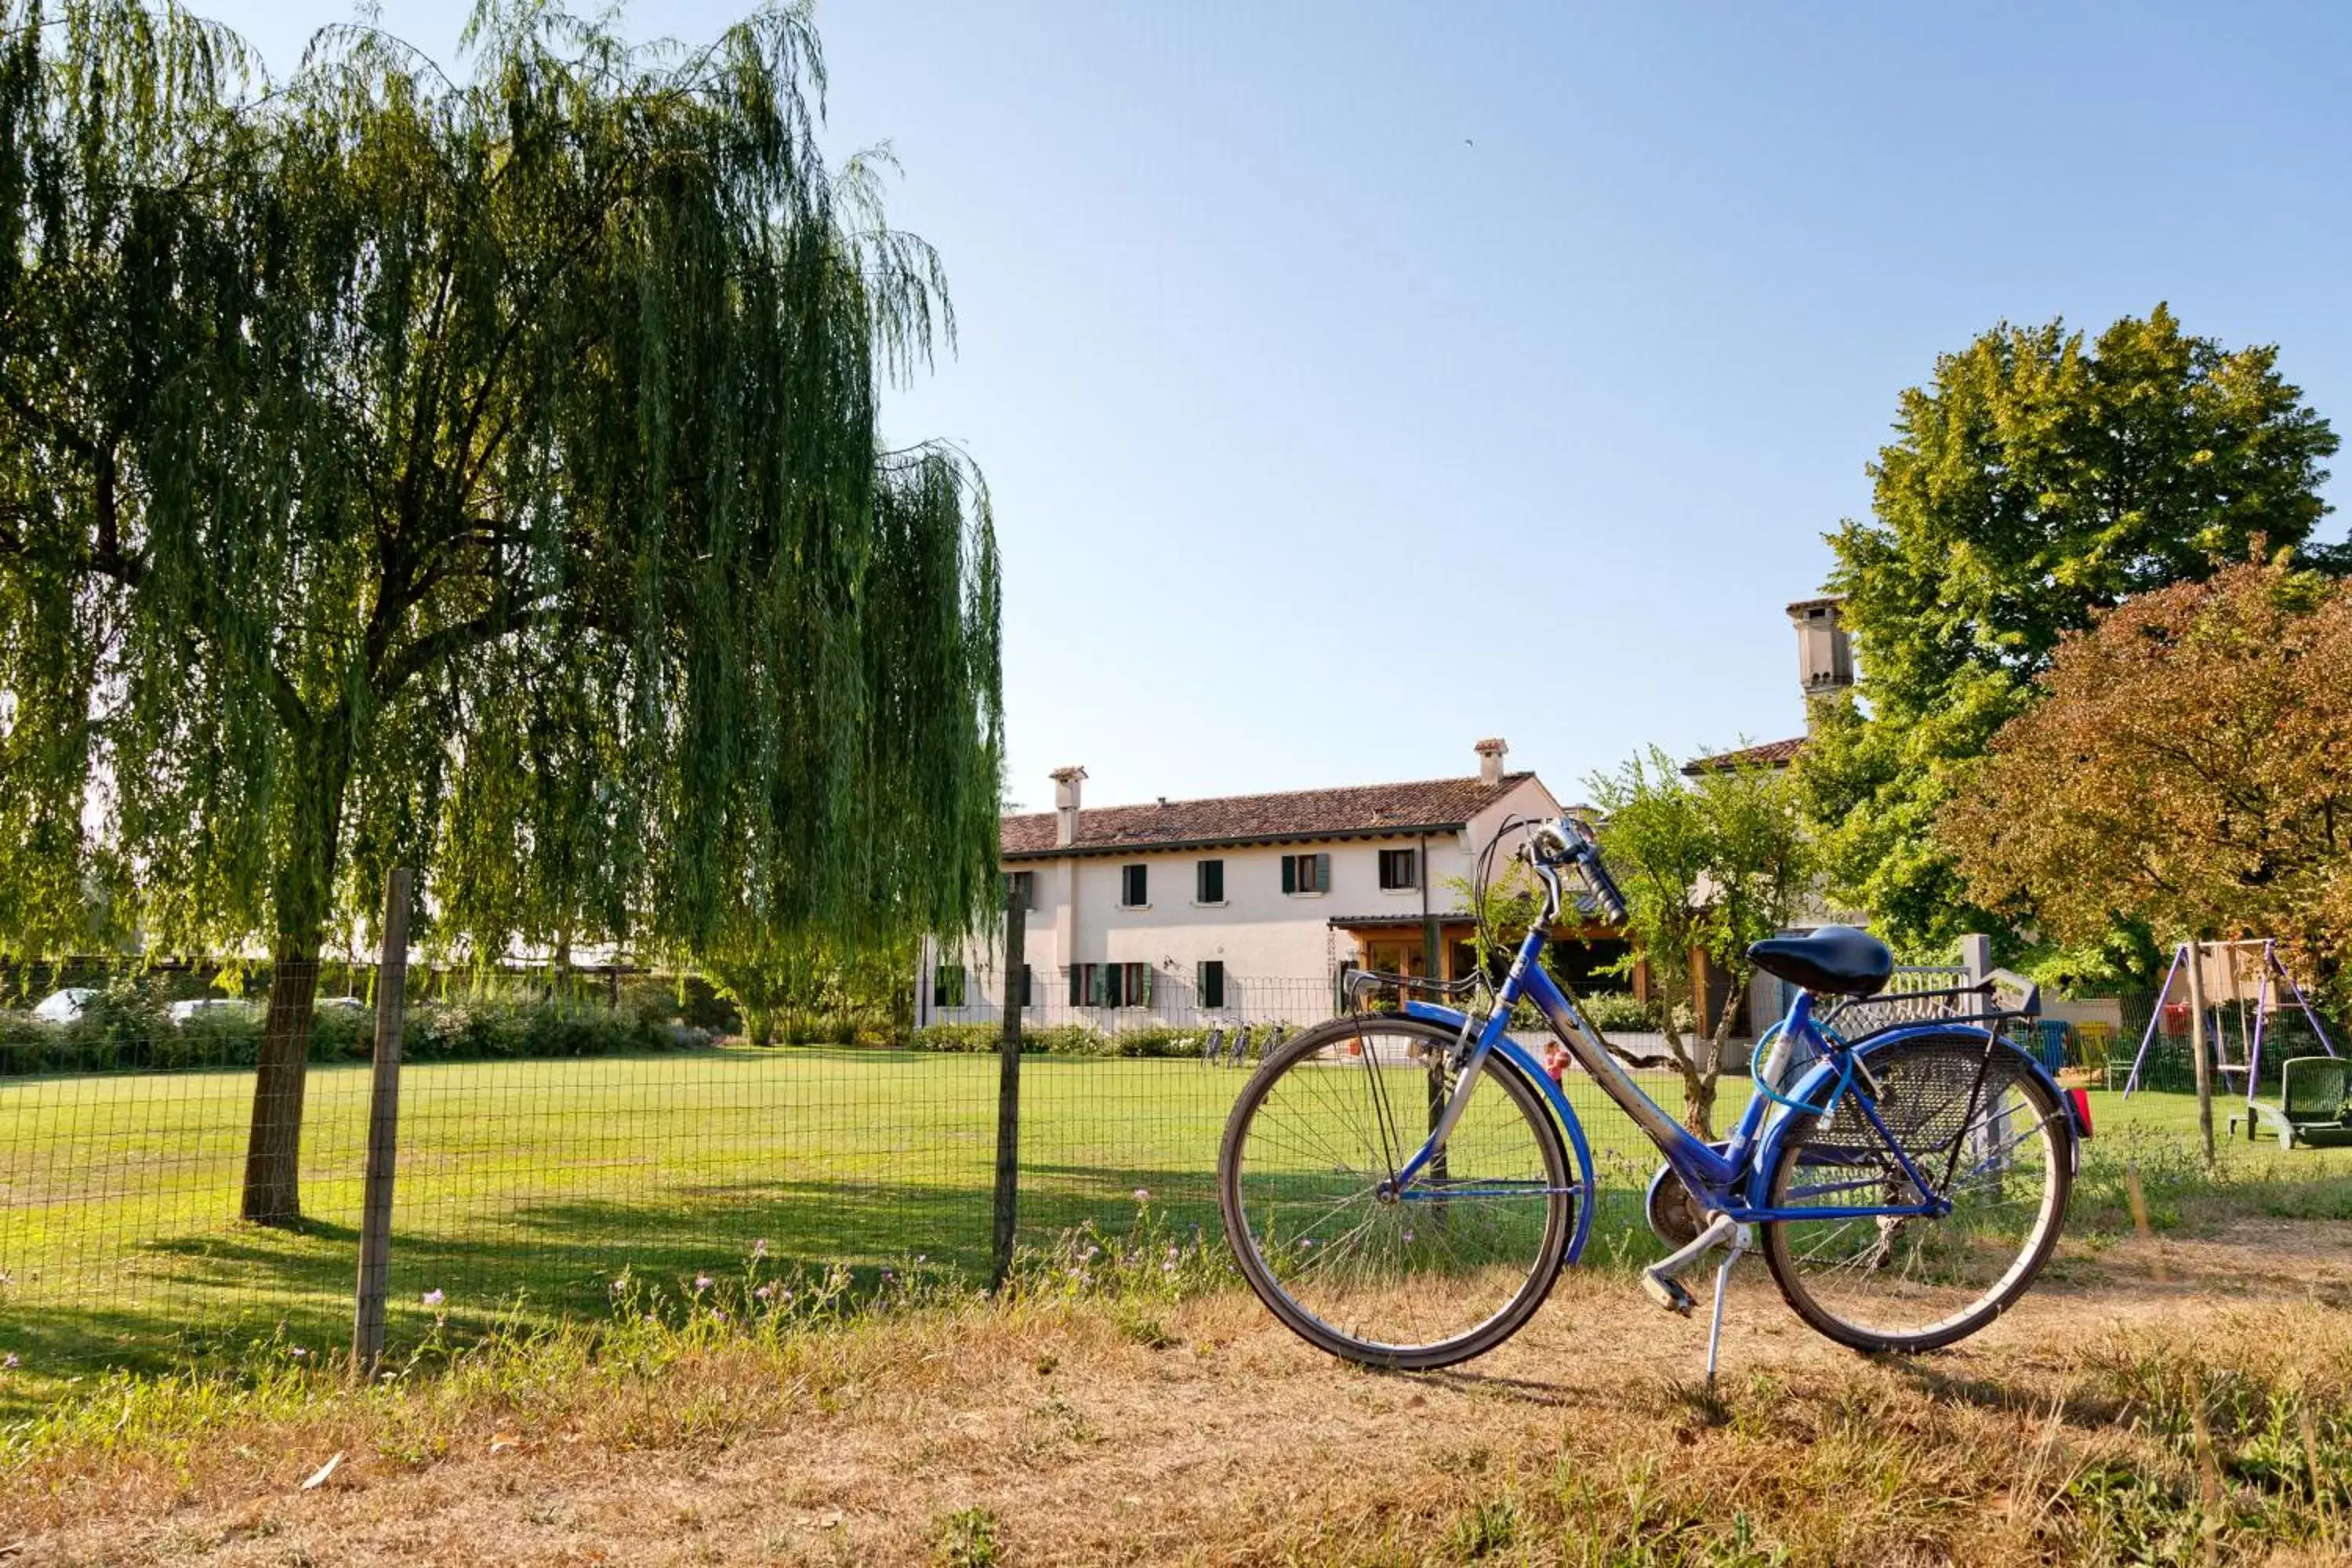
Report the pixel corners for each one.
[917,774,1563,1029]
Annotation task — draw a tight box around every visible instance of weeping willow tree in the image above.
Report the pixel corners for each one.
[0,1,1004,1223]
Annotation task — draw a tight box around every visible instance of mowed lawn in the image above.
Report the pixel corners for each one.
[1,1039,2336,1406]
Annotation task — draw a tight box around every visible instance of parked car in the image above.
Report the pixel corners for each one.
[30,987,100,1024]
[168,997,258,1025]
[315,996,370,1014]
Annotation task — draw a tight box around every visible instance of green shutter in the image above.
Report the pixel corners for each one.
[1281,855,1296,895]
[1315,852,1331,892]
[1139,965,1154,1007]
[1069,966,1083,1007]
[1091,965,1108,1007]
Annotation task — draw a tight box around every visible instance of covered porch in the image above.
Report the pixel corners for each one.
[1327,914,1750,1036]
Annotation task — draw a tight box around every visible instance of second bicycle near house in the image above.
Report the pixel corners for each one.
[1216,816,2091,1373]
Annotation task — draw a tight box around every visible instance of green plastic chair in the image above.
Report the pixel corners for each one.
[2247,1056,2352,1150]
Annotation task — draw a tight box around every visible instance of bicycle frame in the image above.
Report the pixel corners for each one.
[1388,917,1965,1239]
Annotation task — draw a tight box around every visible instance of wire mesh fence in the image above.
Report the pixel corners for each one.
[0,950,1733,1379]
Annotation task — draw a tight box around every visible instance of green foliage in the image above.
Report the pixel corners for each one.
[0,1,1004,1217]
[1586,746,1811,1135]
[703,934,915,1047]
[1806,306,2339,959]
[0,993,696,1074]
[1577,989,1686,1035]
[903,1022,1212,1058]
[931,1508,1006,1568]
[0,0,1003,965]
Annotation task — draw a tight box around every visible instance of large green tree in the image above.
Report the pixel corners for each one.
[0,1,1004,1222]
[1798,305,2338,968]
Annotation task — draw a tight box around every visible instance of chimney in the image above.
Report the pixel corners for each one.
[1787,597,1853,721]
[1048,765,1087,848]
[1474,737,1508,787]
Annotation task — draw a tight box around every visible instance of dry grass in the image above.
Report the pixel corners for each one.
[5,1220,2352,1566]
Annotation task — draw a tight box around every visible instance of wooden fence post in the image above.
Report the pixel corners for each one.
[2186,938,2216,1167]
[351,867,412,1376]
[991,885,1025,1291]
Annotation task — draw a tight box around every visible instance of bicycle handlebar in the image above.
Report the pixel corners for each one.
[1521,818,1628,924]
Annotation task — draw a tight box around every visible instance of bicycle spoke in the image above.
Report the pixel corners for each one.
[1225,1023,1572,1363]
[1766,1040,2067,1348]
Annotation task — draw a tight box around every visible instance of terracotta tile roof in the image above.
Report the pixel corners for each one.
[1681,735,1806,775]
[1001,772,1538,859]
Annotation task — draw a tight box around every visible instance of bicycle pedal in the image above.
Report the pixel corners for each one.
[1640,1271,1697,1316]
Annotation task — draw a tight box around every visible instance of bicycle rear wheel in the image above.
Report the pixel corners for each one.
[1762,1033,2073,1353]
[1218,1017,1574,1370]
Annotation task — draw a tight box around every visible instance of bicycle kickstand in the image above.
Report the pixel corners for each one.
[1704,1229,1749,1385]
[1638,1212,1752,1383]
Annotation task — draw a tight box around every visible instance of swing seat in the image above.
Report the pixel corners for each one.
[2246,1057,2352,1150]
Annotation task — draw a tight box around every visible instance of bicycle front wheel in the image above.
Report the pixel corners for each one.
[1218,1017,1574,1370]
[1762,1033,2073,1353]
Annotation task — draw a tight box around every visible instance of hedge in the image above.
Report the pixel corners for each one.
[0,994,710,1076]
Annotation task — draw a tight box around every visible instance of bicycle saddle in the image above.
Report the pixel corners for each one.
[1747,926,1893,997]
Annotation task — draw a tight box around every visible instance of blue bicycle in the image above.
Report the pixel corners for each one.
[1216,817,2088,1371]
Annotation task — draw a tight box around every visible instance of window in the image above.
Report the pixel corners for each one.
[1198,960,1225,1010]
[1005,870,1036,910]
[1196,858,1225,904]
[1073,962,1153,1008]
[1280,851,1331,895]
[931,964,966,1008]
[1120,863,1149,908]
[1378,848,1418,891]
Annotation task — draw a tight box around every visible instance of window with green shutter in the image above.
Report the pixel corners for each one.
[1283,851,1330,895]
[1199,960,1225,1009]
[1120,863,1148,907]
[1196,858,1224,903]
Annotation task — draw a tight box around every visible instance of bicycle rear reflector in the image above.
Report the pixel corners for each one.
[2067,1087,2094,1139]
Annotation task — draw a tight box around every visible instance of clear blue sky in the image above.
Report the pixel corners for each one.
[205,2,2352,813]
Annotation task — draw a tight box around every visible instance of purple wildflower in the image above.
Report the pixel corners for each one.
[421,1288,445,1308]
[1133,1188,1152,1203]
[752,1239,769,1261]
[2,1353,18,1370]
[693,1272,713,1294]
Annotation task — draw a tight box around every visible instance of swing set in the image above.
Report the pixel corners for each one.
[2121,939,2339,1110]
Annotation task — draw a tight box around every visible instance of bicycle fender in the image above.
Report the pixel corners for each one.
[1486,1036,1600,1269]
[1399,1000,1469,1030]
[1745,1025,2078,1208]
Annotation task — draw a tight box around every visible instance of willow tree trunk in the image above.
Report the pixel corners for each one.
[241,723,355,1225]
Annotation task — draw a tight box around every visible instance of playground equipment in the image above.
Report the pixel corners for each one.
[2122,939,2339,1105]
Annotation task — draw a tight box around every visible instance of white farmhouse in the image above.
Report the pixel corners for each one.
[915,739,1606,1029]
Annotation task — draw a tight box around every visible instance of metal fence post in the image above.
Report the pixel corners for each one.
[990,885,1025,1290]
[351,866,412,1376]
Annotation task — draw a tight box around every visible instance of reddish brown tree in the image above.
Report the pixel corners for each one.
[1941,558,2352,998]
